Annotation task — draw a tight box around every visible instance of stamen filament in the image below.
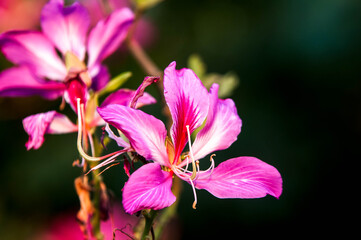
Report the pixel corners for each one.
[186,125,197,180]
[188,177,198,209]
[76,98,124,162]
[87,131,95,157]
[183,156,190,173]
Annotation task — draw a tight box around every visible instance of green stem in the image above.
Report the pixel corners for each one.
[89,135,105,240]
[154,177,182,239]
[90,163,103,240]
[141,210,158,240]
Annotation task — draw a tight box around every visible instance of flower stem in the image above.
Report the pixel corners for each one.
[154,176,182,239]
[90,161,104,240]
[89,134,108,240]
[141,210,158,240]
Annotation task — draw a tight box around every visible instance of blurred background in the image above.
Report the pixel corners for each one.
[1,0,360,239]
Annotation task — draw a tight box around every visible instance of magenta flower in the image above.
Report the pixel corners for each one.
[0,0,133,107]
[98,62,283,214]
[78,0,157,48]
[0,0,135,149]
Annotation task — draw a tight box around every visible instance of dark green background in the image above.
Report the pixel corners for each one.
[1,0,359,239]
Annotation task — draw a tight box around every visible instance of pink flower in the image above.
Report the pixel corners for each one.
[78,0,157,48]
[0,0,137,149]
[98,61,283,215]
[0,0,134,107]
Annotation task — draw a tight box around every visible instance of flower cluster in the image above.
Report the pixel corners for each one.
[0,0,283,239]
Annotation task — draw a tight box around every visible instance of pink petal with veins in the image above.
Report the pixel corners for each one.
[163,61,209,162]
[122,163,176,214]
[190,84,242,162]
[87,8,134,72]
[0,30,67,80]
[194,157,283,199]
[41,0,90,60]
[98,104,168,166]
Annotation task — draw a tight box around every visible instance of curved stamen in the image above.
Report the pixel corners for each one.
[171,165,198,209]
[194,160,200,180]
[188,177,198,209]
[86,150,126,174]
[87,131,95,156]
[183,156,190,173]
[206,154,216,173]
[76,98,124,162]
[172,165,190,180]
[186,125,197,180]
[197,154,216,180]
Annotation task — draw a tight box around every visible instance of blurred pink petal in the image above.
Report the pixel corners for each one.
[194,157,283,199]
[0,66,65,99]
[0,30,67,80]
[129,76,158,108]
[164,61,209,162]
[23,111,77,150]
[47,113,78,134]
[0,1,134,108]
[122,163,176,215]
[190,84,242,161]
[87,8,134,72]
[91,65,110,92]
[100,89,156,108]
[41,0,90,60]
[98,104,169,166]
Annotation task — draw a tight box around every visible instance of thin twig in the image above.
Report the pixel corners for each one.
[113,224,135,240]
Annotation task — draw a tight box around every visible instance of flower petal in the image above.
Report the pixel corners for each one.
[122,163,176,215]
[190,84,242,161]
[164,61,209,162]
[104,123,130,148]
[100,89,156,109]
[87,8,134,71]
[0,30,67,80]
[23,111,77,150]
[128,76,158,109]
[90,64,110,92]
[194,157,283,199]
[97,104,168,166]
[47,113,78,134]
[0,66,65,99]
[40,0,90,60]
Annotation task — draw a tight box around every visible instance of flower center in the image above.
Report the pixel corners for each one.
[66,77,87,112]
[170,125,216,209]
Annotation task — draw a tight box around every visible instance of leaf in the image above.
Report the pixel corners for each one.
[98,71,132,96]
[135,0,164,10]
[187,54,206,79]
